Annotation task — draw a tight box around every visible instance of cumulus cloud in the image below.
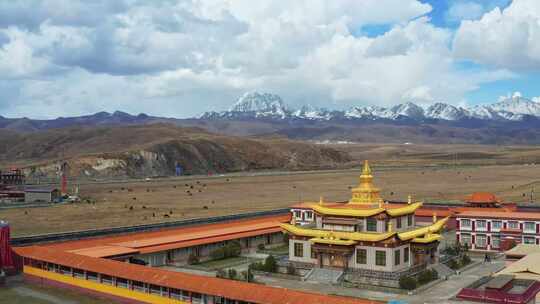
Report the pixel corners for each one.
[0,0,520,118]
[453,0,540,70]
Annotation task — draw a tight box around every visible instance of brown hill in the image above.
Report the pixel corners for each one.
[0,124,351,179]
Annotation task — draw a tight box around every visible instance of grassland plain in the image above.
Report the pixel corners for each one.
[4,160,540,236]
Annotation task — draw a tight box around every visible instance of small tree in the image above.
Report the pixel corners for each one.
[399,276,417,290]
[228,268,237,280]
[417,270,434,285]
[210,247,225,260]
[264,255,277,273]
[187,254,199,265]
[241,270,254,282]
[461,254,471,266]
[257,243,266,251]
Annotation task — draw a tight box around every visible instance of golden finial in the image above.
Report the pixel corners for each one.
[378,201,383,208]
[362,160,372,176]
[388,221,393,232]
[319,196,324,205]
[432,212,437,223]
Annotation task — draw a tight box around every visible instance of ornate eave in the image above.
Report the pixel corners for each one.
[397,217,449,241]
[281,216,449,244]
[280,223,396,242]
[311,202,422,218]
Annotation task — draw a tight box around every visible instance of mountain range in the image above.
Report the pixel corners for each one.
[2,91,540,145]
[202,92,540,122]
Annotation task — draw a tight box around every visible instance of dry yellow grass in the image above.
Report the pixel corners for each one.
[4,162,540,236]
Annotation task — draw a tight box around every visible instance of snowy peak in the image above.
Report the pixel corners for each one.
[425,103,468,121]
[230,92,288,118]
[201,91,540,122]
[293,105,334,120]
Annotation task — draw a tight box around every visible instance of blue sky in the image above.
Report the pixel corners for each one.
[0,0,539,118]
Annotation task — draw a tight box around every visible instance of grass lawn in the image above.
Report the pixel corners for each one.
[194,256,260,270]
[259,244,289,255]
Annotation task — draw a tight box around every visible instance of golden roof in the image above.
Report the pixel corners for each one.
[281,216,448,244]
[311,202,422,218]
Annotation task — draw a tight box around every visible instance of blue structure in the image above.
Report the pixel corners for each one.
[175,163,183,176]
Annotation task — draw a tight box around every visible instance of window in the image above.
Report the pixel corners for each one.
[311,250,317,259]
[394,250,400,266]
[492,236,500,249]
[396,217,402,229]
[133,281,145,292]
[461,219,471,229]
[87,271,98,282]
[375,251,386,266]
[476,220,487,230]
[476,234,487,248]
[460,233,471,246]
[492,221,502,230]
[101,275,113,285]
[524,237,536,244]
[306,212,313,219]
[116,278,128,289]
[367,218,377,232]
[508,221,519,229]
[294,211,301,219]
[294,243,303,257]
[524,222,536,232]
[150,284,161,295]
[407,214,413,226]
[356,249,367,264]
[404,247,409,263]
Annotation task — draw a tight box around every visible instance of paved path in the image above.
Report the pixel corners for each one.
[255,260,505,304]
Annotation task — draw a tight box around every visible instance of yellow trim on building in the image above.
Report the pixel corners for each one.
[310,238,358,246]
[310,202,421,218]
[312,204,385,217]
[386,202,422,216]
[282,216,448,244]
[397,217,449,241]
[281,224,395,242]
[24,266,187,304]
[411,234,442,244]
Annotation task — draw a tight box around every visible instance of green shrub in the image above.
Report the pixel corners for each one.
[187,254,199,265]
[399,276,417,290]
[241,270,254,282]
[249,262,265,272]
[264,255,277,273]
[448,259,459,270]
[461,254,471,266]
[257,243,266,251]
[228,268,237,280]
[417,270,432,285]
[209,242,242,261]
[210,247,225,260]
[430,269,438,280]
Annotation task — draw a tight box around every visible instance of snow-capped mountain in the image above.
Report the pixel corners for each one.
[229,92,289,118]
[201,92,540,122]
[424,103,469,121]
[293,105,334,120]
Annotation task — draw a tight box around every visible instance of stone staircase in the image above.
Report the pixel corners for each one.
[430,263,456,279]
[305,268,344,284]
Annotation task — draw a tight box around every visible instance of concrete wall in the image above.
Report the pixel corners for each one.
[349,244,411,272]
[288,239,317,264]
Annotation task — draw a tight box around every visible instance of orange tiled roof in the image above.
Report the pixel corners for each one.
[467,192,500,203]
[43,214,290,253]
[457,210,540,220]
[68,245,140,258]
[15,246,380,304]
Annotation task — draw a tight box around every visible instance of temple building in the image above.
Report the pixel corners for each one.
[281,161,448,275]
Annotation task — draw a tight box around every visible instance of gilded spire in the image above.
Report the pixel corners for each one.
[349,160,382,205]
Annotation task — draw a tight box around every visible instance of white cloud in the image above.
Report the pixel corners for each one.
[453,0,540,70]
[533,97,540,103]
[0,0,521,118]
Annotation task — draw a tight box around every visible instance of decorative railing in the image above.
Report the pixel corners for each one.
[344,263,427,281]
